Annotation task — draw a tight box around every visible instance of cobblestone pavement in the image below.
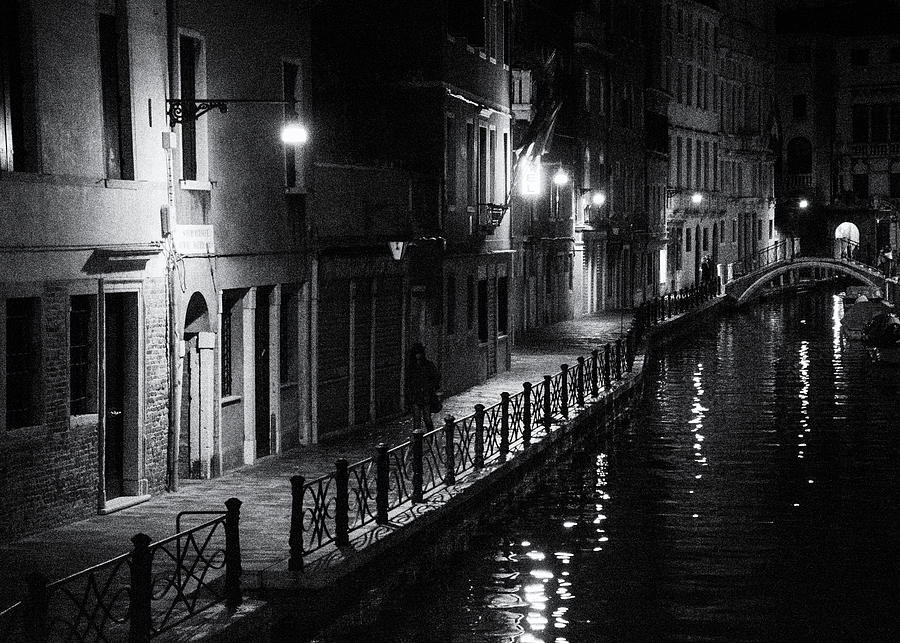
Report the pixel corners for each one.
[0,312,628,610]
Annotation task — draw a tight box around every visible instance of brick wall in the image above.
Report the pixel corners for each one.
[0,278,170,541]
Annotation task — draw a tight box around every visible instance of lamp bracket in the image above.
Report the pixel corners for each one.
[166,98,297,127]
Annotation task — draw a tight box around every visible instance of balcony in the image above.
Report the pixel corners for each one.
[845,141,900,157]
[778,174,815,191]
[476,202,507,233]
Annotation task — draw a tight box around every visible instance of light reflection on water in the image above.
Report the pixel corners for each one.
[351,292,900,642]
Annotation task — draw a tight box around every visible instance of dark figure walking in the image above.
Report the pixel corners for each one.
[406,343,441,431]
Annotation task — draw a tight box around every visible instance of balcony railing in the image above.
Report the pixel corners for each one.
[846,141,900,157]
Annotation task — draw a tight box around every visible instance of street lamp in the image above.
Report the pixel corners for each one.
[280,122,309,145]
[798,198,809,209]
[592,191,606,207]
[691,192,703,205]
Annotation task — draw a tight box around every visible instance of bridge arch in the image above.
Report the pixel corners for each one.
[730,258,883,306]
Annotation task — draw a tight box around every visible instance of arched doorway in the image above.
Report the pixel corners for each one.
[834,221,860,261]
[180,292,214,479]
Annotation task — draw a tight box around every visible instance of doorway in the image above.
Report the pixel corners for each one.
[179,292,212,479]
[834,221,860,260]
[104,292,138,500]
[255,287,272,458]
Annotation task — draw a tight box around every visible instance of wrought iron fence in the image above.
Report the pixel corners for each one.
[287,330,649,570]
[0,499,241,642]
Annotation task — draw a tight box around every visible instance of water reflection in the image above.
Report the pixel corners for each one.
[361,291,900,642]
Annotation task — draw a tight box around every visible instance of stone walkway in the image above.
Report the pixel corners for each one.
[0,312,628,611]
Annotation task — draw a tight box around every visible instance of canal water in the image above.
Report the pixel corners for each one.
[335,291,900,642]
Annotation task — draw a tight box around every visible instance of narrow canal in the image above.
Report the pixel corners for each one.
[331,291,900,642]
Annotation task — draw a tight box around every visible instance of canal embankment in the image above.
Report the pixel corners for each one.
[259,294,728,641]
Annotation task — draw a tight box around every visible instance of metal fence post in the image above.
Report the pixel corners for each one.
[590,349,599,397]
[603,343,612,388]
[559,365,569,419]
[376,443,389,524]
[474,404,485,469]
[500,392,510,461]
[576,357,586,407]
[288,475,305,571]
[543,375,553,430]
[335,459,350,547]
[23,573,48,643]
[444,416,456,485]
[614,339,623,380]
[129,533,153,643]
[224,497,242,609]
[522,382,532,447]
[411,430,424,503]
[625,330,635,372]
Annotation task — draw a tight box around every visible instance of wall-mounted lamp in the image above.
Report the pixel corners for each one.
[691,192,703,205]
[798,198,809,209]
[552,168,570,186]
[580,188,606,208]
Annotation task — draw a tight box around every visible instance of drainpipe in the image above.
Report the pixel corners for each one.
[165,0,182,491]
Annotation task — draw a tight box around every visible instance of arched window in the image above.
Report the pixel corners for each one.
[786,137,812,174]
[890,160,900,198]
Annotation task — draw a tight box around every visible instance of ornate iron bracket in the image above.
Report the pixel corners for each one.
[166,99,229,127]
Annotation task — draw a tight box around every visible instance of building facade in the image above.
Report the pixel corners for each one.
[775,1,900,261]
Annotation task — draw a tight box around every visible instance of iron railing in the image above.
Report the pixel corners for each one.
[0,498,241,642]
[288,336,644,570]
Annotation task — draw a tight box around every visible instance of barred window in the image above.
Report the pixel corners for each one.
[70,295,97,415]
[6,297,41,428]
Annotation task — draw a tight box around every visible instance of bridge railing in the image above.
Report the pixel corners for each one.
[734,238,797,278]
[824,238,884,272]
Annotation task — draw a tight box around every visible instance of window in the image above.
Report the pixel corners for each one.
[503,132,509,202]
[447,0,485,47]
[686,64,693,106]
[890,162,900,198]
[477,279,488,343]
[283,62,300,188]
[497,276,508,335]
[685,228,692,253]
[489,129,497,203]
[850,48,869,66]
[466,122,476,205]
[466,275,475,329]
[871,104,888,142]
[221,290,243,397]
[479,125,488,203]
[446,274,456,335]
[179,34,202,181]
[674,229,683,270]
[786,137,812,174]
[1,0,36,172]
[852,105,869,143]
[677,62,683,103]
[686,138,692,187]
[445,116,456,205]
[70,295,97,415]
[787,45,811,64]
[696,143,702,190]
[6,297,41,428]
[852,172,869,198]
[702,227,709,251]
[676,137,683,187]
[891,46,900,64]
[99,4,134,180]
[769,219,774,240]
[891,105,900,142]
[792,94,807,121]
[732,218,737,243]
[280,286,298,383]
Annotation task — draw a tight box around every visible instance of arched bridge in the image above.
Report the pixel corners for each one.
[725,240,887,306]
